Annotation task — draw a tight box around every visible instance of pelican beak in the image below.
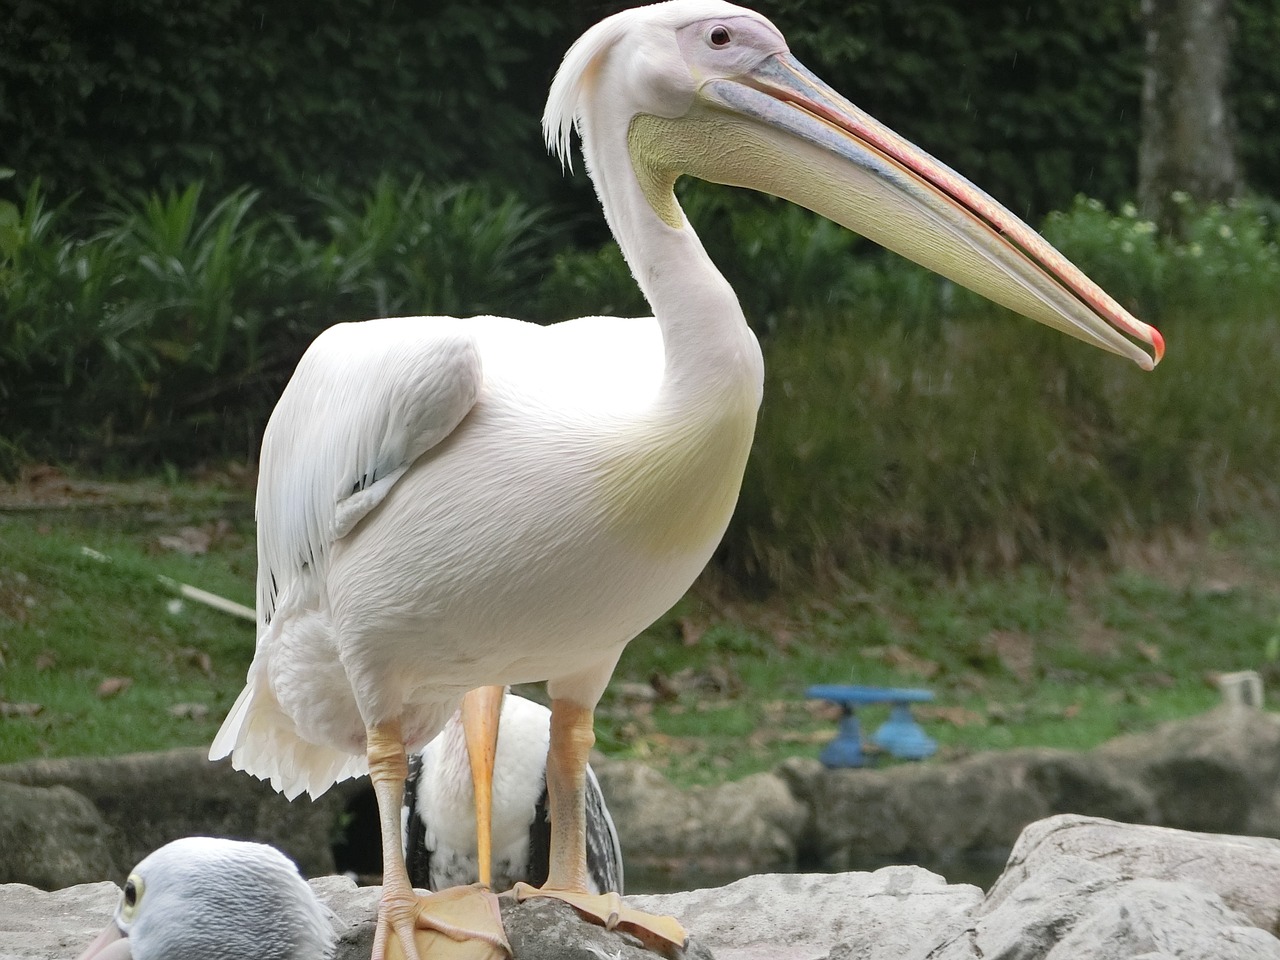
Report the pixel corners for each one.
[76,923,131,960]
[635,51,1163,369]
[461,685,505,889]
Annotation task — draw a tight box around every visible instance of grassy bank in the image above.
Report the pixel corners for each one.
[3,478,1275,785]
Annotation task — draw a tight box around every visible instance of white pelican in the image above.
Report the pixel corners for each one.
[404,687,624,895]
[211,2,1163,958]
[75,837,336,960]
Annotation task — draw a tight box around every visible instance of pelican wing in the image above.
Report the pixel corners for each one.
[256,317,482,625]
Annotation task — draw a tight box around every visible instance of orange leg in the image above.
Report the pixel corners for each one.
[461,686,505,889]
[366,721,510,960]
[512,700,687,952]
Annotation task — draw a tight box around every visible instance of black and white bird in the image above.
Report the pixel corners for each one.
[76,837,336,960]
[404,686,623,895]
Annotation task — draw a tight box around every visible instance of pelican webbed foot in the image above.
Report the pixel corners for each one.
[510,883,687,953]
[382,885,511,960]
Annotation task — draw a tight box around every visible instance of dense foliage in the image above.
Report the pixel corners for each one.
[4,0,1280,588]
[3,178,1278,587]
[3,0,1277,220]
[0,0,567,209]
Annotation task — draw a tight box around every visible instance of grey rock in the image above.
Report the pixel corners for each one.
[1022,751,1157,824]
[1045,880,1280,960]
[631,868,982,960]
[593,760,807,875]
[314,878,716,960]
[497,898,715,960]
[803,749,1062,868]
[1096,706,1280,837]
[928,814,1280,960]
[0,747,351,879]
[0,782,121,888]
[0,880,119,960]
[987,814,1280,935]
[5,817,1280,960]
[6,706,1280,895]
[794,706,1278,871]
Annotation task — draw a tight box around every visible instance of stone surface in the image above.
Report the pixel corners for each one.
[6,707,1280,893]
[987,814,1280,936]
[323,886,717,960]
[5,817,1280,960]
[592,761,808,876]
[630,868,982,960]
[0,747,353,883]
[1095,706,1280,837]
[789,706,1280,871]
[941,872,1280,960]
[929,814,1280,960]
[0,782,120,889]
[0,880,119,960]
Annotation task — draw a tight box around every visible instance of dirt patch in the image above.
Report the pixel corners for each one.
[1110,527,1280,598]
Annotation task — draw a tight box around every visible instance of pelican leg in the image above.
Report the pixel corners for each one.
[512,700,688,952]
[461,686,506,889]
[367,722,511,960]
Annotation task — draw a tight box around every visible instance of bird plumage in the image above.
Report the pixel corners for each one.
[208,3,1161,955]
[404,693,623,895]
[76,837,336,960]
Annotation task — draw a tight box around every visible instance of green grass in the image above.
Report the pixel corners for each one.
[0,486,257,759]
[4,480,1275,786]
[591,527,1280,783]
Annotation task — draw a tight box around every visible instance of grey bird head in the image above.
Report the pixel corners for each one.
[77,837,337,960]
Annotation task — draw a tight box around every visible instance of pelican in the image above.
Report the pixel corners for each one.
[404,686,624,895]
[210,2,1163,958]
[75,837,336,960]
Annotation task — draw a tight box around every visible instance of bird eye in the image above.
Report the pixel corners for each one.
[709,25,731,47]
[121,873,144,920]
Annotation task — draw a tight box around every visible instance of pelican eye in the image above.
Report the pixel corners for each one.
[121,873,144,920]
[709,25,731,47]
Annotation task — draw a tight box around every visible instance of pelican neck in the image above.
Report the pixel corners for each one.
[578,111,764,404]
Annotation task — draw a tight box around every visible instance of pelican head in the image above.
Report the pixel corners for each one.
[76,837,336,960]
[546,0,1163,370]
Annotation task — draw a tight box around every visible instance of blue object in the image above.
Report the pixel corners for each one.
[806,685,937,768]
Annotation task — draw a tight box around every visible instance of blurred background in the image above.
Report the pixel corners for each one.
[1,0,1279,786]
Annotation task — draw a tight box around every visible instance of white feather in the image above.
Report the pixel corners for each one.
[212,0,771,805]
[91,837,337,960]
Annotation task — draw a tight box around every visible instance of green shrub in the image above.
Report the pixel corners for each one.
[4,181,1279,593]
[719,196,1280,588]
[1042,194,1280,319]
[317,177,556,320]
[5,1,1276,224]
[0,178,556,468]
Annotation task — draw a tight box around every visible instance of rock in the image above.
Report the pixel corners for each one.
[929,814,1280,960]
[802,748,1064,867]
[987,814,1280,935]
[0,747,351,881]
[592,760,807,876]
[630,868,983,960]
[1022,751,1157,824]
[940,873,1280,960]
[796,707,1277,872]
[6,707,1280,894]
[309,877,718,960]
[0,880,119,960]
[4,817,1280,960]
[0,782,121,888]
[1096,706,1280,837]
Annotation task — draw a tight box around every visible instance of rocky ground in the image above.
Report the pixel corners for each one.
[5,815,1280,959]
[4,705,1278,892]
[3,705,1280,958]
